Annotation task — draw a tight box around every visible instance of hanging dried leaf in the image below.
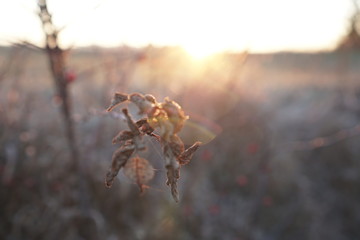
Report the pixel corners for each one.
[107,93,128,112]
[166,166,180,203]
[105,142,135,188]
[179,141,202,165]
[123,157,155,193]
[163,143,180,202]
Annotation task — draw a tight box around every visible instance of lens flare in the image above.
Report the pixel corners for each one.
[180,117,222,145]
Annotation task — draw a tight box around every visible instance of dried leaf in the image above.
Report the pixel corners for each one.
[163,143,180,202]
[136,118,155,135]
[157,113,175,141]
[161,98,188,134]
[107,93,128,112]
[135,118,148,128]
[166,165,180,203]
[169,134,184,158]
[105,142,135,188]
[122,108,141,135]
[144,94,157,103]
[105,92,201,202]
[122,108,145,150]
[129,93,154,114]
[136,119,160,141]
[123,157,155,193]
[179,141,202,165]
[112,130,134,144]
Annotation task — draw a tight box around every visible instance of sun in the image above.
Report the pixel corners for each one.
[182,42,223,60]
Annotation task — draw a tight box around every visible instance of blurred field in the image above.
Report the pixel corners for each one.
[1,45,360,240]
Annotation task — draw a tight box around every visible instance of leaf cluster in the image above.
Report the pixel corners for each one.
[105,92,201,202]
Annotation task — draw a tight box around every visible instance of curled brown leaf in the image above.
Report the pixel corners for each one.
[105,142,135,188]
[179,141,202,165]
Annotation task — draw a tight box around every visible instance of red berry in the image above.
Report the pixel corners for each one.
[246,143,259,155]
[236,175,248,187]
[65,71,76,84]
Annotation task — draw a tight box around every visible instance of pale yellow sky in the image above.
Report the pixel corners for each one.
[0,0,355,55]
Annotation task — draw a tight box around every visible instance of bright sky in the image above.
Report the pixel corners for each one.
[0,0,355,56]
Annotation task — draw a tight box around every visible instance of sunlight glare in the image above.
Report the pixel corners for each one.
[0,0,353,52]
[183,42,221,60]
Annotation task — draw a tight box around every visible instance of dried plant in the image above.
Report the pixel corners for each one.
[105,92,201,202]
[37,0,79,167]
